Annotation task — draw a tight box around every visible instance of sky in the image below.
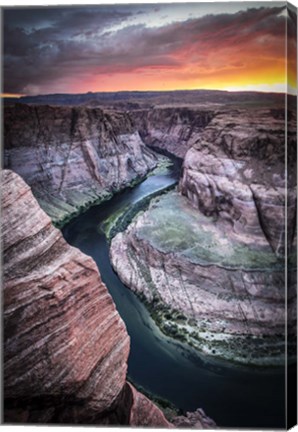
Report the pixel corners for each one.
[2,1,297,96]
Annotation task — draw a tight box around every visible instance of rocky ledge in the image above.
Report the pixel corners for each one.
[4,104,158,226]
[2,169,171,426]
[110,106,297,366]
[111,192,292,365]
[131,106,214,158]
[179,107,297,256]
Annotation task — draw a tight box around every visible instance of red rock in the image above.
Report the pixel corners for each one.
[173,408,217,429]
[3,169,130,421]
[4,104,158,225]
[131,107,214,158]
[3,169,175,426]
[179,108,296,257]
[125,382,172,427]
[110,106,297,366]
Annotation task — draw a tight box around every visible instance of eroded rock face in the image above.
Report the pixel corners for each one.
[2,169,171,427]
[111,192,291,365]
[179,108,297,257]
[4,104,158,225]
[119,382,172,427]
[173,408,217,429]
[131,107,214,158]
[110,107,297,365]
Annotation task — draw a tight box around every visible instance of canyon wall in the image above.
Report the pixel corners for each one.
[111,106,297,365]
[4,97,296,367]
[2,169,171,426]
[179,108,297,256]
[131,107,214,158]
[4,104,158,226]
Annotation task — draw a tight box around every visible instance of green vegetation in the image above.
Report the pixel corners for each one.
[137,191,283,271]
[117,190,286,365]
[132,285,286,366]
[100,183,177,241]
[147,156,173,176]
[52,190,113,229]
[50,153,173,229]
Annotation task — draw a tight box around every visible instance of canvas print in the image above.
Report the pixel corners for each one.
[2,1,297,429]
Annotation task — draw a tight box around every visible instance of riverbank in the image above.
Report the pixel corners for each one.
[53,153,172,229]
[110,190,289,367]
[62,164,287,429]
[100,183,176,241]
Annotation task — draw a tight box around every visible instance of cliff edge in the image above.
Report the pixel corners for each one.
[110,106,297,365]
[2,169,171,426]
[4,104,158,226]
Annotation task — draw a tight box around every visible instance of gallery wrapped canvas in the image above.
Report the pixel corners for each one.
[1,1,297,429]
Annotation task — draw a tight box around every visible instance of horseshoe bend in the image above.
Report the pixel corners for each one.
[2,90,297,428]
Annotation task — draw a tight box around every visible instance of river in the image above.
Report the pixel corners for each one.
[62,156,286,428]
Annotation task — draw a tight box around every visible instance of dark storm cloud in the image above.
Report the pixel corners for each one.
[3,6,133,33]
[3,5,135,93]
[2,4,290,94]
[3,6,133,57]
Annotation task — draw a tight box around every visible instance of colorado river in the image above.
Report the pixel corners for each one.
[62,156,286,428]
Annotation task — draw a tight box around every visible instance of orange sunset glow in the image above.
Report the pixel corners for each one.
[3,2,297,96]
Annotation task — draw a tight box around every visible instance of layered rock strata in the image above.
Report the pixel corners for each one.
[110,107,297,365]
[4,104,158,226]
[131,107,214,158]
[2,169,170,426]
[179,108,297,256]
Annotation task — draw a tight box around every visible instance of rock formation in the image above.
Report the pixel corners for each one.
[179,108,297,256]
[4,104,158,226]
[173,408,217,429]
[110,106,297,365]
[131,107,214,158]
[2,169,171,426]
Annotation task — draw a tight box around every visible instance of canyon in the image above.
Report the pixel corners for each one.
[110,102,297,365]
[3,169,173,426]
[131,107,214,158]
[4,104,159,226]
[3,90,296,426]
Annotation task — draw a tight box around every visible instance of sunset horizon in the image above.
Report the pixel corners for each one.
[3,2,297,97]
[1,84,296,99]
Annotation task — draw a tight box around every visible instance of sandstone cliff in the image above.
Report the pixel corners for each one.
[179,108,297,256]
[131,107,214,158]
[2,169,171,426]
[4,104,158,226]
[110,106,297,365]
